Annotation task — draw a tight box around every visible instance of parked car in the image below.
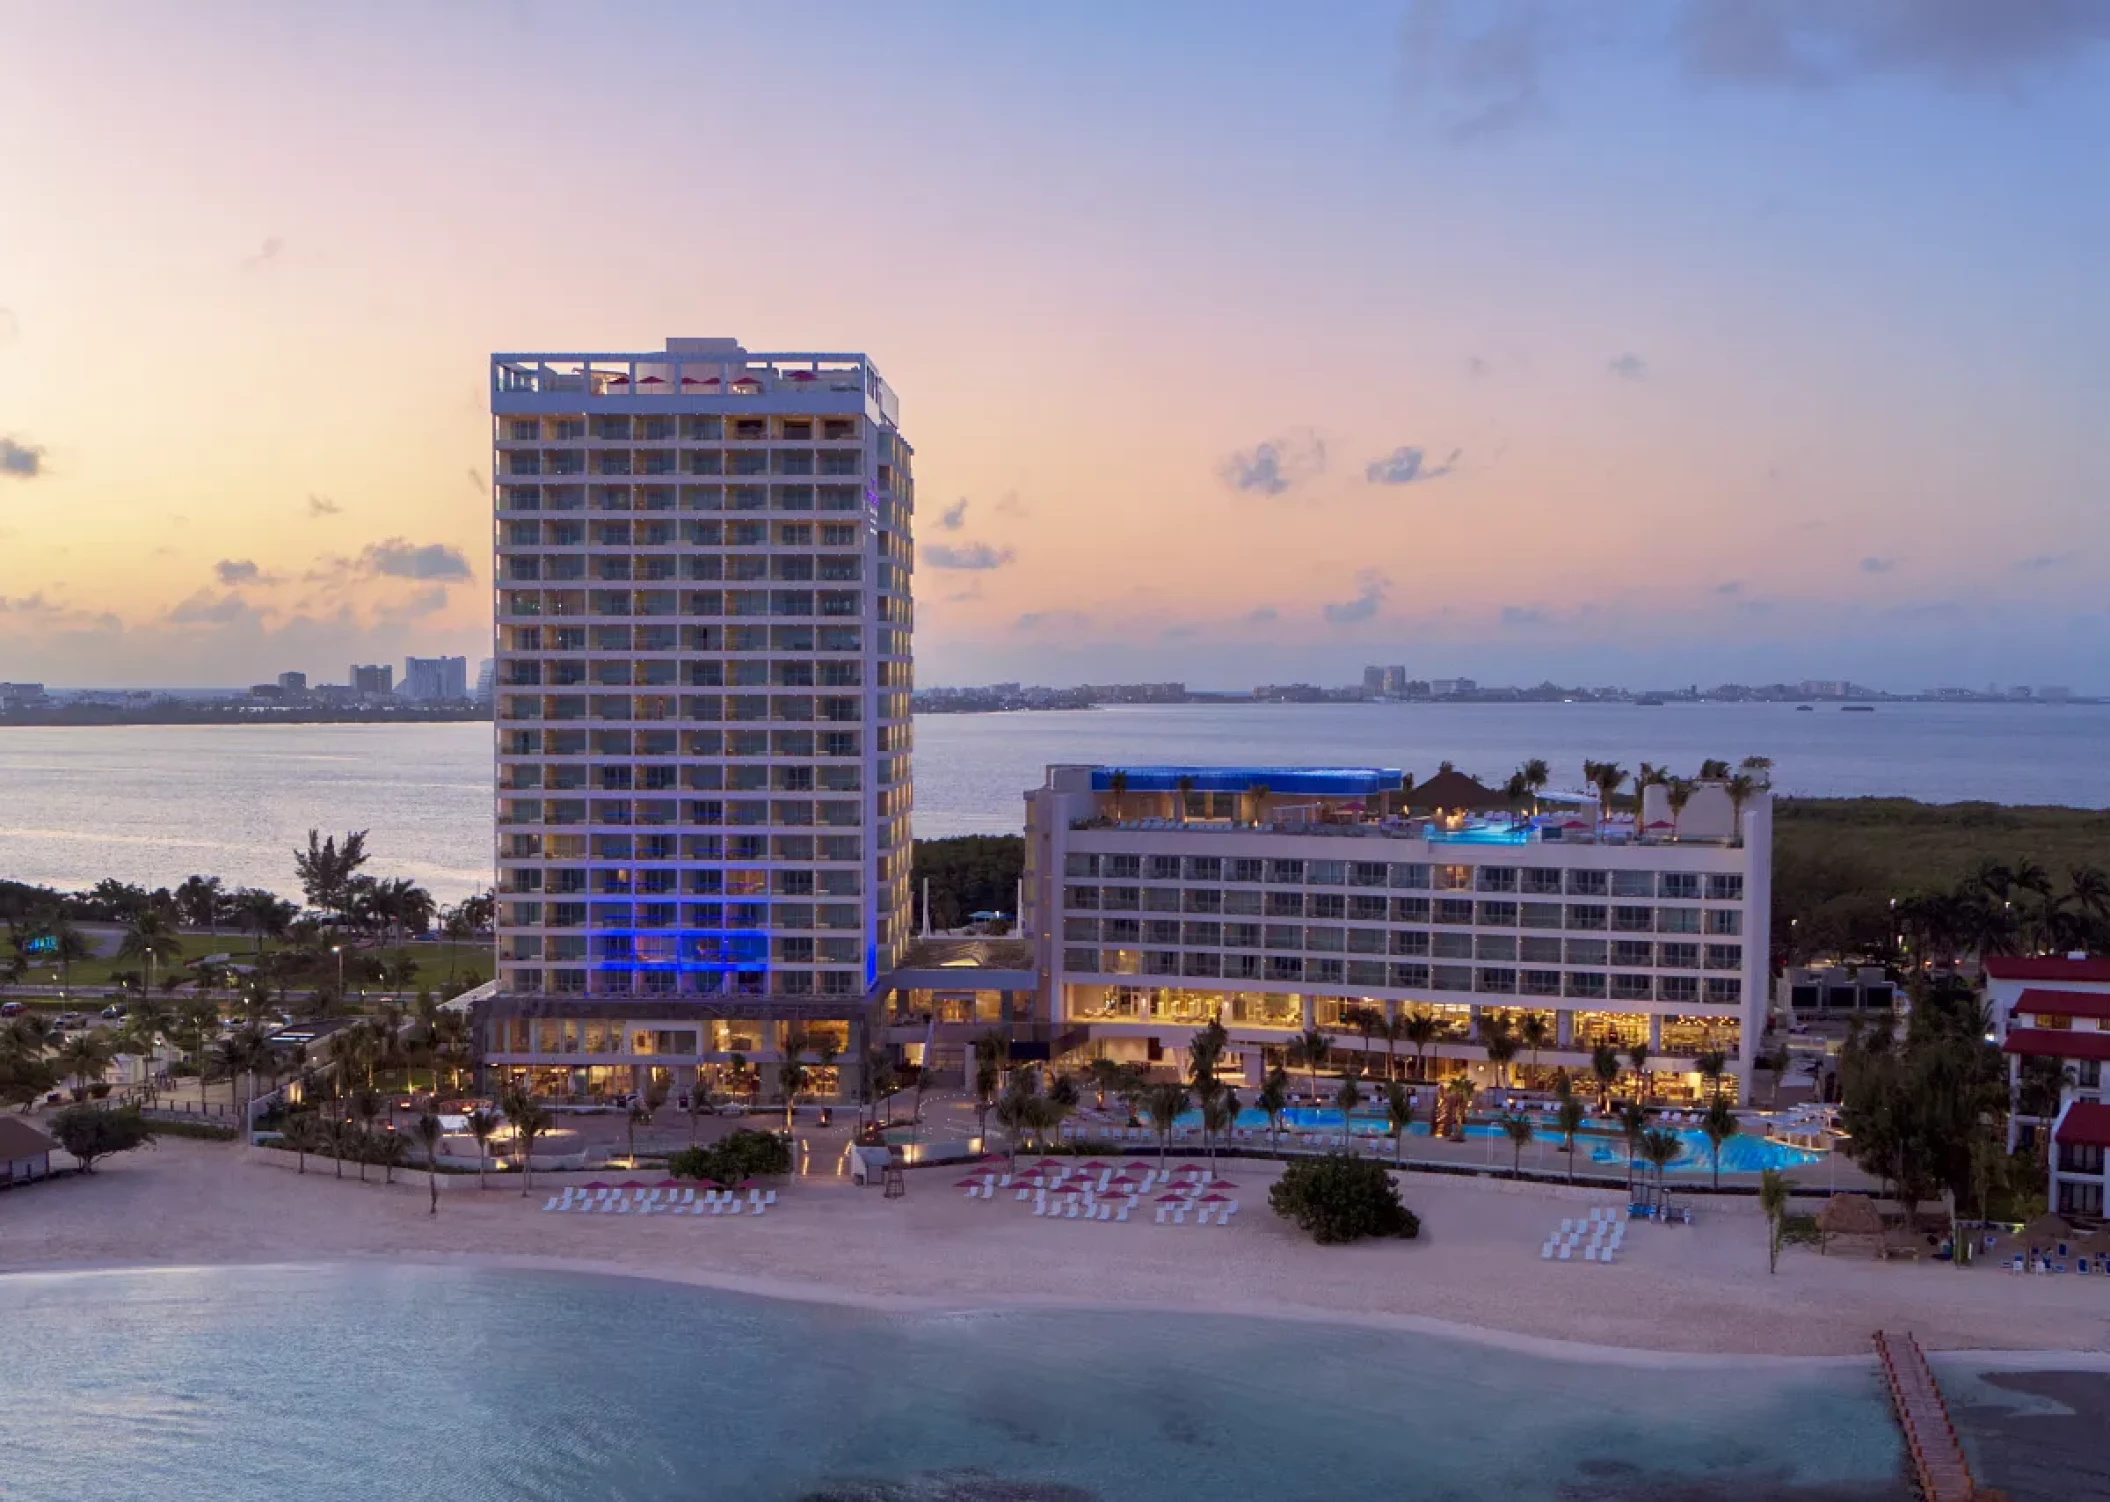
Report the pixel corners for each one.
[55,1010,86,1028]
[0,1001,24,1017]
[100,1003,128,1020]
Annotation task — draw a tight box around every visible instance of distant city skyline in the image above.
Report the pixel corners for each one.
[3,3,2107,689]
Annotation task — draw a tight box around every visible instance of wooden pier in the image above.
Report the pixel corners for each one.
[1873,1330,1976,1501]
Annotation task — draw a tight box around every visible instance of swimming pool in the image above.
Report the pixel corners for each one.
[1167,1105,1823,1173]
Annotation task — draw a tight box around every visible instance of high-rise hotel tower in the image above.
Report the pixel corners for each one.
[481,338,912,1103]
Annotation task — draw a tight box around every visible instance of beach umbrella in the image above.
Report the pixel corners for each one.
[618,1179,646,1188]
[583,1180,609,1189]
[1197,1193,1229,1203]
[693,1178,721,1189]
[1124,1161,1151,1171]
[1207,1178,1238,1189]
[656,1178,681,1187]
[955,1177,987,1188]
[609,374,630,384]
[735,1178,758,1189]
[1156,1191,1188,1202]
[1034,1157,1061,1167]
[1080,1159,1109,1170]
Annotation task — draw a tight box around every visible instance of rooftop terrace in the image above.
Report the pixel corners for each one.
[492,337,898,425]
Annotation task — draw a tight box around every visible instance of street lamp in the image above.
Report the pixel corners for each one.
[332,945,344,1003]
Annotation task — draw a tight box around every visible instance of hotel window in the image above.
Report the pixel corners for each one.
[1104,918,1141,944]
[1520,936,1563,965]
[1391,896,1431,923]
[1309,893,1346,920]
[1566,904,1608,931]
[1474,934,1516,961]
[1476,900,1518,927]
[1566,870,1608,896]
[1267,859,1305,884]
[1306,927,1346,953]
[1705,943,1743,970]
[1659,942,1700,970]
[1390,863,1430,889]
[1704,873,1745,901]
[1705,977,1742,1004]
[1063,947,1098,971]
[1063,884,1099,910]
[1612,940,1655,967]
[1657,906,1701,934]
[1230,858,1265,883]
[1705,909,1742,936]
[1611,973,1654,1002]
[1347,960,1387,986]
[1265,924,1303,951]
[1522,868,1563,895]
[1267,956,1304,981]
[1520,902,1562,929]
[1351,862,1388,887]
[1475,968,1517,994]
[1144,951,1179,976]
[1432,965,1473,992]
[1521,969,1562,996]
[1145,887,1181,913]
[1145,919,1180,945]
[1611,870,1655,898]
[1183,953,1221,978]
[1659,976,1699,1004]
[1105,854,1141,879]
[1475,866,1518,893]
[1185,855,1223,881]
[1149,854,1182,881]
[1565,938,1609,965]
[1224,922,1261,949]
[1348,894,1387,922]
[1611,905,1654,933]
[1658,872,1700,899]
[1434,898,1475,925]
[1266,891,1306,917]
[1309,958,1345,984]
[1224,889,1263,916]
[1390,962,1431,988]
[1390,930,1431,956]
[1225,954,1263,980]
[1435,864,1474,892]
[1064,918,1100,942]
[1183,921,1222,947]
[1347,927,1386,954]
[1308,861,1346,885]
[1103,886,1141,912]
[1183,889,1224,914]
[1566,972,1608,999]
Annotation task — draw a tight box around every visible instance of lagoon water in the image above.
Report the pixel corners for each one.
[0,701,2104,901]
[0,1263,1911,1502]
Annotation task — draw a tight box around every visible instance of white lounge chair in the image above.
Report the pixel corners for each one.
[543,1195,562,1211]
[1154,1206,1168,1224]
[1116,1205,1130,1222]
[1558,1244,1571,1260]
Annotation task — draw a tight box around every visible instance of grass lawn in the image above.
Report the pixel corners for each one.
[1,928,492,995]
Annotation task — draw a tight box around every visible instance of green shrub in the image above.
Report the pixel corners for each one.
[150,1117,239,1142]
[1268,1152,1421,1244]
[668,1128,791,1184]
[50,1103,157,1171]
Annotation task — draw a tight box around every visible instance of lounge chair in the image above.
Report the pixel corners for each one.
[1583,1246,1598,1262]
[1116,1205,1130,1222]
[1558,1244,1572,1260]
[1599,1246,1616,1264]
[543,1195,562,1211]
[724,1199,741,1215]
[764,1189,777,1205]
[1541,1241,1555,1259]
[1154,1205,1168,1224]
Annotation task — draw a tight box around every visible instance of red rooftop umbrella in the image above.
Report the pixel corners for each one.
[583,1180,609,1189]
[734,1178,757,1189]
[640,375,665,385]
[610,374,630,385]
[732,375,761,386]
[683,375,721,386]
[618,1179,645,1188]
[788,370,818,381]
[656,1178,681,1187]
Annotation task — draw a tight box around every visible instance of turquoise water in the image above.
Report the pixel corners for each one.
[0,1264,1908,1501]
[1172,1106,1822,1173]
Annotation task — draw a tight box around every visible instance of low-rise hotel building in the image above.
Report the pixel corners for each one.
[1990,956,2110,1220]
[1021,764,1772,1103]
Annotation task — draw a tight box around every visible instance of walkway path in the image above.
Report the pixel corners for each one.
[1872,1329,1975,1501]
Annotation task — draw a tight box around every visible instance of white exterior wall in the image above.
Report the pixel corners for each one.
[489,339,914,1003]
[1024,766,1771,1100]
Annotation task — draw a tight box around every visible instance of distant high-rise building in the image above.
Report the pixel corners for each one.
[277,670,308,696]
[401,655,470,702]
[1429,678,1475,697]
[1361,666,1386,695]
[1380,665,1408,696]
[350,664,394,696]
[474,657,496,706]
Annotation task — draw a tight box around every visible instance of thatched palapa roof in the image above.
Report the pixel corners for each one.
[1410,769,1509,812]
[1816,1193,1884,1237]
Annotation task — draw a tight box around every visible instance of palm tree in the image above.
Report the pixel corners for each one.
[778,1028,809,1135]
[351,1089,382,1180]
[1379,1008,1405,1083]
[323,1116,355,1179]
[1517,1012,1551,1087]
[1724,773,1757,841]
[1696,1048,1728,1103]
[1292,1026,1331,1108]
[1175,773,1195,826]
[1501,1111,1534,1177]
[1697,758,1730,781]
[1738,755,1772,785]
[414,1110,443,1214]
[1556,1092,1587,1183]
[1333,1073,1364,1147]
[1441,1075,1475,1140]
[1618,1103,1648,1194]
[2070,865,2110,929]
[502,1088,551,1196]
[1201,1086,1240,1170]
[1666,778,1693,839]
[280,1111,321,1174]
[1143,1081,1190,1167]
[1384,1080,1414,1165]
[465,1108,499,1188]
[1701,1095,1739,1190]
[1107,769,1128,823]
[117,912,185,997]
[1256,1066,1290,1153]
[1759,1167,1790,1273]
[1349,1006,1381,1077]
[1483,1030,1520,1090]
[1244,780,1271,826]
[56,1031,114,1097]
[625,1102,652,1165]
[1625,1041,1651,1104]
[44,919,91,1001]
[374,1131,409,1185]
[175,874,225,934]
[1402,1009,1440,1081]
[1591,761,1626,828]
[1639,1127,1681,1199]
[1521,758,1550,811]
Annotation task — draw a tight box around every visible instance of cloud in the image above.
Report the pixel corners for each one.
[924,541,1015,571]
[938,498,969,531]
[2017,550,2079,572]
[167,590,255,626]
[1241,606,1281,625]
[1219,431,1326,497]
[1713,580,1744,596]
[377,585,450,622]
[241,236,285,271]
[1015,609,1090,633]
[943,582,985,604]
[1364,445,1462,485]
[359,538,472,580]
[1859,555,1898,575]
[0,436,46,478]
[1322,570,1391,625]
[213,558,279,586]
[992,490,1031,519]
[1464,354,1491,377]
[305,493,341,518]
[1500,605,1551,628]
[1607,352,1648,380]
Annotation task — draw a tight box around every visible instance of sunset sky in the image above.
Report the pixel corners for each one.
[2,2,2106,691]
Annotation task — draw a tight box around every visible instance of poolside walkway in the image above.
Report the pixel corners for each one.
[1872,1329,1975,1502]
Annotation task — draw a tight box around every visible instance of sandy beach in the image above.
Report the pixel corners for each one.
[8,1138,2110,1363]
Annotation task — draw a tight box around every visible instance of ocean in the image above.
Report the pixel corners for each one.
[0,701,2104,902]
[0,1263,1919,1501]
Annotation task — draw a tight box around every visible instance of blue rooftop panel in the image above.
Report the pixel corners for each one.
[1090,766,1404,796]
